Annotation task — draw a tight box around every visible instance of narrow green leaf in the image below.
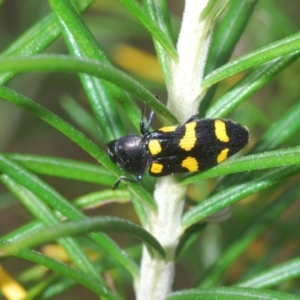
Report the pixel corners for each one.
[0,240,119,300]
[175,223,207,260]
[181,147,300,185]
[119,0,177,60]
[251,100,300,153]
[205,0,258,76]
[167,287,299,300]
[0,0,95,84]
[201,0,258,113]
[182,166,300,229]
[2,217,165,258]
[131,194,148,227]
[2,221,44,242]
[143,0,174,85]
[0,55,177,125]
[51,0,125,141]
[60,96,101,141]
[236,256,300,288]
[37,275,75,300]
[49,0,108,62]
[22,274,58,300]
[1,175,104,282]
[0,153,140,277]
[73,189,130,209]
[9,154,115,185]
[51,0,144,133]
[202,31,300,89]
[198,186,299,288]
[205,53,300,118]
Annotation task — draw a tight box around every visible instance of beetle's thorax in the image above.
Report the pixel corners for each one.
[107,134,149,175]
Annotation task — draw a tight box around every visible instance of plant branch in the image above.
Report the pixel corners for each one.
[135,1,229,299]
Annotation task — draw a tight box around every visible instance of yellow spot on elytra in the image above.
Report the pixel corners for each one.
[181,156,199,172]
[217,148,229,163]
[148,140,162,155]
[215,120,229,142]
[159,126,177,133]
[150,162,163,174]
[179,122,197,151]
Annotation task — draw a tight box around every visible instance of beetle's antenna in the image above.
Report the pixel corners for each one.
[145,110,154,133]
[140,105,147,135]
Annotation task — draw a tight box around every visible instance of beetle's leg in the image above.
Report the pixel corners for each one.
[140,106,154,136]
[112,174,143,190]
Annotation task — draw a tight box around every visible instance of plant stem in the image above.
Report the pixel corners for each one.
[169,0,214,123]
[135,1,229,299]
[135,176,186,299]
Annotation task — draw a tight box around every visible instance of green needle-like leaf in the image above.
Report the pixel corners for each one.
[202,31,300,89]
[51,0,125,141]
[251,100,300,153]
[236,256,300,289]
[1,217,165,258]
[9,154,116,185]
[0,153,140,277]
[73,189,130,209]
[0,0,95,84]
[181,147,300,185]
[198,186,299,288]
[1,175,104,282]
[143,0,174,85]
[182,165,300,229]
[119,0,177,60]
[167,287,299,300]
[201,0,257,112]
[0,240,119,300]
[0,55,177,125]
[205,52,300,118]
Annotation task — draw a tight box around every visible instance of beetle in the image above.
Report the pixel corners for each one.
[107,107,250,189]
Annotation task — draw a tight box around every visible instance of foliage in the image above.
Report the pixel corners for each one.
[0,0,300,299]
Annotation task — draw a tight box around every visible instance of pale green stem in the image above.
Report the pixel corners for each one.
[135,1,229,299]
[168,0,213,123]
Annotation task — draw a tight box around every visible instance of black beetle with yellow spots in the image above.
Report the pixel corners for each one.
[107,107,250,189]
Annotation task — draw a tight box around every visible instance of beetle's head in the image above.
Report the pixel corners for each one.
[107,134,147,175]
